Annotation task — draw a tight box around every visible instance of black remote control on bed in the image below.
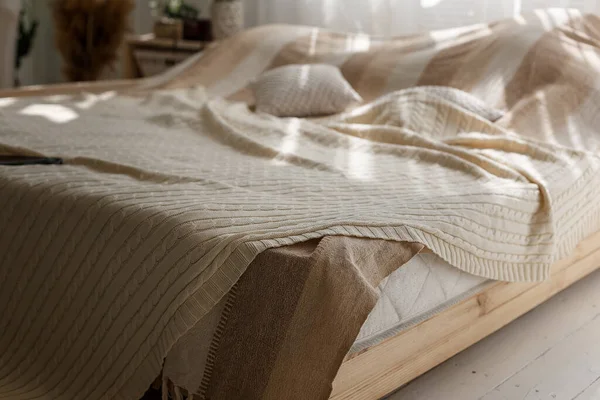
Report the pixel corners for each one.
[0,156,63,166]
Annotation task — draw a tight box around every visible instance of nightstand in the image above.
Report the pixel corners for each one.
[122,33,210,79]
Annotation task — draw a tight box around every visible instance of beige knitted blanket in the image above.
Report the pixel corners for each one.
[2,8,600,400]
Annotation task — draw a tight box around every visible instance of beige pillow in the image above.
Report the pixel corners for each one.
[251,64,363,117]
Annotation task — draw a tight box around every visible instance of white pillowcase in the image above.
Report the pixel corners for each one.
[251,64,363,117]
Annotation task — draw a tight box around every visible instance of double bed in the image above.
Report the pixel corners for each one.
[2,8,600,400]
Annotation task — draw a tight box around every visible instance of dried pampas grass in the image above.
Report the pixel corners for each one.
[52,0,135,82]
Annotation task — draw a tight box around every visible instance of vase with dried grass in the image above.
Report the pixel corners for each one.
[52,0,135,82]
[211,0,244,40]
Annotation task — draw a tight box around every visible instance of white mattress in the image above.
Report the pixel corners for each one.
[351,253,492,353]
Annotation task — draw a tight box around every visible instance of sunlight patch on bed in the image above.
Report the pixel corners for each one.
[565,115,584,150]
[347,140,373,180]
[512,14,527,25]
[19,104,79,124]
[430,23,490,43]
[0,98,16,108]
[298,65,311,88]
[273,118,301,165]
[345,34,371,52]
[308,28,319,56]
[75,91,116,109]
[535,91,555,144]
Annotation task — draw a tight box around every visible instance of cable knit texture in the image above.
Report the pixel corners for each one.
[251,64,363,117]
[2,9,600,400]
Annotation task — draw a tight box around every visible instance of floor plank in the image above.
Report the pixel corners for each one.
[387,269,600,400]
[479,313,600,400]
[573,376,600,400]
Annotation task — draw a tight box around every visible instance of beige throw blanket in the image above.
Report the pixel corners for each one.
[164,237,422,400]
[161,85,505,399]
[2,8,600,400]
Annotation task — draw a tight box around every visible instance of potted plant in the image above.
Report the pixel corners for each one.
[211,0,244,40]
[14,1,38,87]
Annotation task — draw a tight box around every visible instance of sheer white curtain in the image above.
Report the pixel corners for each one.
[245,0,600,35]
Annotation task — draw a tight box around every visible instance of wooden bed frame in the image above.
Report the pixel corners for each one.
[331,230,600,399]
[3,82,600,400]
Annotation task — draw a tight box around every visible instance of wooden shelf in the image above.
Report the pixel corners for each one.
[125,33,209,52]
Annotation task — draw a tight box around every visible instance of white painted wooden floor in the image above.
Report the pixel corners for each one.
[387,269,600,400]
